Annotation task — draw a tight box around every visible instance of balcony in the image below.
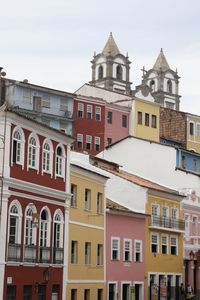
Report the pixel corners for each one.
[53,248,63,264]
[39,247,51,263]
[24,245,37,263]
[149,216,185,232]
[8,243,21,262]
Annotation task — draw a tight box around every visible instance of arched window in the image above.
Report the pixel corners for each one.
[42,140,53,174]
[56,145,65,177]
[12,128,24,165]
[150,80,155,92]
[98,66,103,79]
[39,208,51,263]
[53,210,64,264]
[8,201,22,262]
[28,135,39,170]
[116,65,123,80]
[24,205,37,262]
[167,80,172,93]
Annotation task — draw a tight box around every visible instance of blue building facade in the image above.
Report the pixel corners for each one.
[176,148,200,174]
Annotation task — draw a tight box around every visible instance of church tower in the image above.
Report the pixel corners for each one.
[90,33,132,95]
[142,49,181,110]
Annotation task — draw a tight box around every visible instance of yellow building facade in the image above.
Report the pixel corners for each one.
[132,98,160,142]
[145,189,184,299]
[66,153,108,300]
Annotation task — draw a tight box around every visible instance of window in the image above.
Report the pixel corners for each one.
[122,115,127,128]
[60,96,67,111]
[39,209,51,263]
[151,233,159,253]
[124,239,132,261]
[107,138,112,146]
[28,136,39,169]
[42,93,50,108]
[77,134,83,149]
[53,211,63,249]
[56,145,64,177]
[25,207,34,246]
[182,155,186,169]
[197,124,200,136]
[78,103,84,118]
[87,105,93,119]
[152,204,159,226]
[184,215,190,236]
[85,189,91,210]
[122,284,130,300]
[95,107,101,121]
[97,244,103,265]
[161,235,168,254]
[165,101,175,109]
[162,206,169,227]
[172,208,178,229]
[94,137,100,152]
[116,65,123,80]
[23,88,31,103]
[170,236,177,255]
[190,122,194,135]
[71,184,77,207]
[9,204,20,244]
[84,289,90,300]
[52,285,59,300]
[108,283,117,300]
[145,113,149,126]
[85,242,91,264]
[138,112,142,125]
[42,141,52,173]
[86,135,92,151]
[150,80,155,92]
[98,66,103,79]
[37,285,46,300]
[151,115,157,128]
[111,237,120,260]
[23,285,32,300]
[135,240,142,262]
[97,192,103,214]
[193,159,198,172]
[71,289,77,300]
[13,129,24,164]
[107,111,113,124]
[192,216,198,236]
[7,286,16,300]
[97,289,103,300]
[71,241,78,264]
[167,80,172,93]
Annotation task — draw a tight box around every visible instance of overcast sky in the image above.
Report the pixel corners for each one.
[0,0,200,114]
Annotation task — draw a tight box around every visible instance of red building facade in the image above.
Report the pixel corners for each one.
[0,108,72,300]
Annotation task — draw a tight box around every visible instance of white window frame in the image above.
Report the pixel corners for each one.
[95,106,101,121]
[39,207,51,248]
[42,139,53,175]
[151,204,160,226]
[27,133,40,172]
[60,96,67,111]
[151,233,159,253]
[196,123,200,136]
[172,208,179,229]
[111,237,120,260]
[53,209,64,250]
[192,215,198,236]
[134,240,142,262]
[71,240,78,264]
[42,93,51,108]
[94,136,100,152]
[107,282,118,300]
[78,102,84,118]
[85,189,91,211]
[86,135,92,151]
[24,204,37,246]
[87,104,93,119]
[77,133,83,149]
[55,144,65,178]
[12,127,25,167]
[121,282,131,300]
[123,239,132,262]
[71,184,77,207]
[161,235,168,255]
[189,121,195,136]
[8,200,22,246]
[184,214,190,237]
[170,235,178,255]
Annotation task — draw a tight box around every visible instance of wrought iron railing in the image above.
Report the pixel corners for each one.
[53,247,63,264]
[39,247,51,263]
[150,216,185,231]
[24,245,37,263]
[8,243,21,262]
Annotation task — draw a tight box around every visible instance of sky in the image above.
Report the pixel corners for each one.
[0,0,200,114]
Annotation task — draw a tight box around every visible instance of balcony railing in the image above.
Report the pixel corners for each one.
[24,245,37,263]
[39,247,51,263]
[149,216,185,231]
[53,247,63,264]
[8,243,21,262]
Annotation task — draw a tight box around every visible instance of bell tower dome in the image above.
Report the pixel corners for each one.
[142,49,181,110]
[90,33,132,95]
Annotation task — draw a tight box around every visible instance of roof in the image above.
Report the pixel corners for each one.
[102,32,120,56]
[103,168,180,196]
[106,199,147,217]
[153,48,170,72]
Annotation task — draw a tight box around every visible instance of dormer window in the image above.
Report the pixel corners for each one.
[150,80,155,92]
[167,80,172,93]
[98,66,103,79]
[116,65,122,80]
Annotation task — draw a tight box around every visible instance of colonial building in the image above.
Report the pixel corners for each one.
[0,105,73,300]
[67,152,109,300]
[90,33,132,95]
[142,49,181,110]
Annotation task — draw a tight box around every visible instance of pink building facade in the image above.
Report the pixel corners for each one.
[182,191,200,296]
[106,200,146,300]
